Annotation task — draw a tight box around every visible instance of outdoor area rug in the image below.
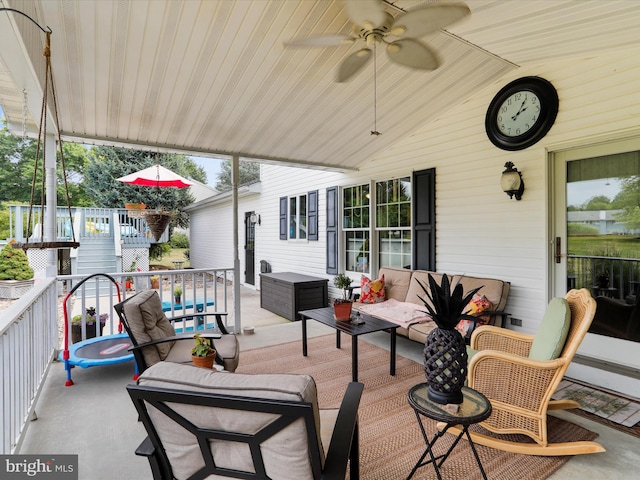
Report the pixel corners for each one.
[553,378,640,438]
[236,335,598,480]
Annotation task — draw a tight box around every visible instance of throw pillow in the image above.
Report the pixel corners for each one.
[358,274,386,304]
[455,294,493,337]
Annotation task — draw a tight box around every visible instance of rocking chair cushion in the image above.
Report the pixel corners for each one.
[137,362,324,479]
[529,297,571,360]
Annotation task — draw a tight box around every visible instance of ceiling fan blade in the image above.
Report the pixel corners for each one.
[342,0,387,29]
[284,34,353,48]
[391,3,471,38]
[336,48,372,82]
[387,39,440,71]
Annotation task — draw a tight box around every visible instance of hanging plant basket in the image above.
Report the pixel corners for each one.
[143,210,172,241]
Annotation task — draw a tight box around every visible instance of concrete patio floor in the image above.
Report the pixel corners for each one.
[19,286,640,479]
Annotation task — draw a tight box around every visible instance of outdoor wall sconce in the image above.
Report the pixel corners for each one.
[250,213,261,225]
[501,161,525,200]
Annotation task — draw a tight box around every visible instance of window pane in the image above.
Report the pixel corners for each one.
[346,231,369,273]
[299,195,307,239]
[377,205,388,227]
[379,230,411,269]
[289,197,297,239]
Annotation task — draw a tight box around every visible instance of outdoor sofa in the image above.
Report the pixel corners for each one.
[350,266,511,344]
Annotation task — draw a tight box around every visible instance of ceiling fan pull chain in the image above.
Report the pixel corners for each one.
[371,41,381,136]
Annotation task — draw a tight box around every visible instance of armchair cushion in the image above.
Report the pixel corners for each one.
[137,362,323,479]
[529,297,571,360]
[125,289,176,365]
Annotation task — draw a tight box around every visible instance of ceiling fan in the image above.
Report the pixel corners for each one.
[285,0,471,83]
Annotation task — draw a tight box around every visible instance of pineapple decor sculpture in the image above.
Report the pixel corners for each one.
[417,274,482,404]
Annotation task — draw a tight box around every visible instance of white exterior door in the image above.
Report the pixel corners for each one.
[551,137,640,398]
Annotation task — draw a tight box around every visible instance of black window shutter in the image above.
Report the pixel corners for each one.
[326,186,338,274]
[308,190,318,241]
[412,168,436,270]
[279,196,287,240]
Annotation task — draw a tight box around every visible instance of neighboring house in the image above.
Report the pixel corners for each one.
[187,50,640,399]
[568,210,635,235]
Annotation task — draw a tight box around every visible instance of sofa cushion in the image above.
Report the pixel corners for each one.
[405,271,444,307]
[377,267,412,302]
[529,297,571,360]
[452,275,509,312]
[358,274,386,304]
[137,362,323,480]
[123,290,176,366]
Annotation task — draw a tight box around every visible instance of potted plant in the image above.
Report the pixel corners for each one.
[417,274,482,405]
[0,240,35,299]
[173,286,182,305]
[150,275,160,289]
[71,307,109,343]
[333,273,354,321]
[191,334,216,369]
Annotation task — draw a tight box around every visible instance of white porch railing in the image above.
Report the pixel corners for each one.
[0,278,58,454]
[1,267,235,455]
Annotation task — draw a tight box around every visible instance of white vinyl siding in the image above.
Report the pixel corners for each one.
[188,49,640,332]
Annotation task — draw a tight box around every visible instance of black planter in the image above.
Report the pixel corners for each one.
[423,328,468,404]
[71,322,104,344]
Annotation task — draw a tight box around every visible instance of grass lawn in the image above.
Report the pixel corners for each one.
[149,248,189,270]
[568,235,640,258]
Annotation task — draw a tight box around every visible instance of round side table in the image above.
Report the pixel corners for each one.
[407,383,492,480]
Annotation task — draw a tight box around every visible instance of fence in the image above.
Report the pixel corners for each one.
[567,254,640,300]
[1,267,234,454]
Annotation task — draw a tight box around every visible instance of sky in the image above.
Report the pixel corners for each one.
[567,178,623,206]
[190,156,225,188]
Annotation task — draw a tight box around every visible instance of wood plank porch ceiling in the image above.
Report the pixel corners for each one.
[1,0,640,171]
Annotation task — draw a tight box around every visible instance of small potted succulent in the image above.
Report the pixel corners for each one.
[150,275,160,289]
[191,334,216,369]
[71,307,109,343]
[333,273,354,321]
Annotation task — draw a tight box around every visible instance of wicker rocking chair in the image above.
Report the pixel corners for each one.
[445,288,605,456]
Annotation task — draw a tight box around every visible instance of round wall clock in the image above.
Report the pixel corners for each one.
[485,76,559,151]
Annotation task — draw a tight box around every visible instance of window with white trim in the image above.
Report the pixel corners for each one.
[343,184,370,274]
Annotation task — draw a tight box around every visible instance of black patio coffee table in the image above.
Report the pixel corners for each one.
[298,307,399,382]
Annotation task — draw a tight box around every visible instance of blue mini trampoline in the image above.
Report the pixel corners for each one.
[59,273,136,386]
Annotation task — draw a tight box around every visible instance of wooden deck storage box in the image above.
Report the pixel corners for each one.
[260,272,328,321]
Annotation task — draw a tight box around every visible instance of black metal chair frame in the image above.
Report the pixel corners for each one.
[114,292,229,373]
[127,381,364,480]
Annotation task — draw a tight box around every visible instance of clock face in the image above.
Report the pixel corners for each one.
[485,77,558,151]
[496,90,541,137]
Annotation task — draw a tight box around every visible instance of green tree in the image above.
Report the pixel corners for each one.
[614,176,640,230]
[84,147,205,228]
[215,160,260,192]
[583,195,612,211]
[0,120,91,205]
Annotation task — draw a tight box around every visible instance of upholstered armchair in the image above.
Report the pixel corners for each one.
[127,362,363,480]
[115,290,239,373]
